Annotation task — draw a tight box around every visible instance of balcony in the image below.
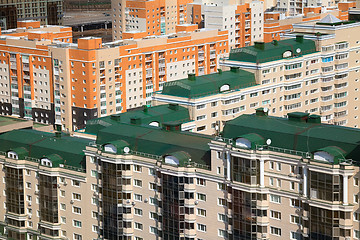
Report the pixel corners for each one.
[159,69,165,75]
[146,69,153,78]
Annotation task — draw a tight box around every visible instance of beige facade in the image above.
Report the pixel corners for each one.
[154,20,360,135]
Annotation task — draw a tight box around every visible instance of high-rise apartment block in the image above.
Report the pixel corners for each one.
[0,21,228,131]
[111,0,193,40]
[187,0,264,48]
[154,16,360,135]
[0,106,359,240]
[0,0,63,30]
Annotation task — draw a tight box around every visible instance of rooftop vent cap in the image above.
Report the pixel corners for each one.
[168,103,179,111]
[287,112,309,122]
[230,67,240,73]
[188,73,196,81]
[110,114,121,121]
[130,116,142,125]
[143,105,148,113]
[308,114,321,123]
[272,40,278,45]
[255,108,268,117]
[296,35,304,43]
[254,41,265,50]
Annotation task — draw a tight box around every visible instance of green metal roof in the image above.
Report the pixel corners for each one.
[0,129,91,170]
[238,133,265,149]
[96,122,212,167]
[160,69,257,98]
[228,38,318,64]
[85,104,191,134]
[222,113,360,165]
[317,146,346,164]
[0,116,26,127]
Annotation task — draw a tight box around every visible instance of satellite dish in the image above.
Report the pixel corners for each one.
[263,107,268,113]
[296,48,301,53]
[266,139,272,145]
[123,147,130,153]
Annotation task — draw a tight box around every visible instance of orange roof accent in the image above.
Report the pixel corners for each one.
[17,21,41,29]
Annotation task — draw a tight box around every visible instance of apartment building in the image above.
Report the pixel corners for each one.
[263,7,351,43]
[0,0,63,30]
[0,21,228,131]
[187,0,264,48]
[0,106,359,240]
[111,0,193,40]
[153,16,360,135]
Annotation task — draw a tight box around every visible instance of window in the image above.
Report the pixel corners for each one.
[270,194,281,203]
[218,229,227,238]
[134,179,142,187]
[149,212,157,220]
[60,203,66,210]
[354,212,360,221]
[72,180,80,187]
[290,215,300,224]
[197,193,206,201]
[218,198,226,206]
[355,177,359,186]
[354,194,359,204]
[134,208,143,216]
[291,231,302,240]
[73,220,82,228]
[196,178,206,186]
[290,199,302,208]
[270,210,281,220]
[135,222,143,230]
[217,213,227,223]
[73,206,81,214]
[218,183,226,190]
[73,233,82,240]
[197,223,206,232]
[197,104,206,110]
[134,165,142,172]
[150,226,158,235]
[134,194,142,201]
[149,182,157,191]
[276,162,281,171]
[211,101,218,107]
[270,226,281,236]
[197,208,206,217]
[72,193,81,201]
